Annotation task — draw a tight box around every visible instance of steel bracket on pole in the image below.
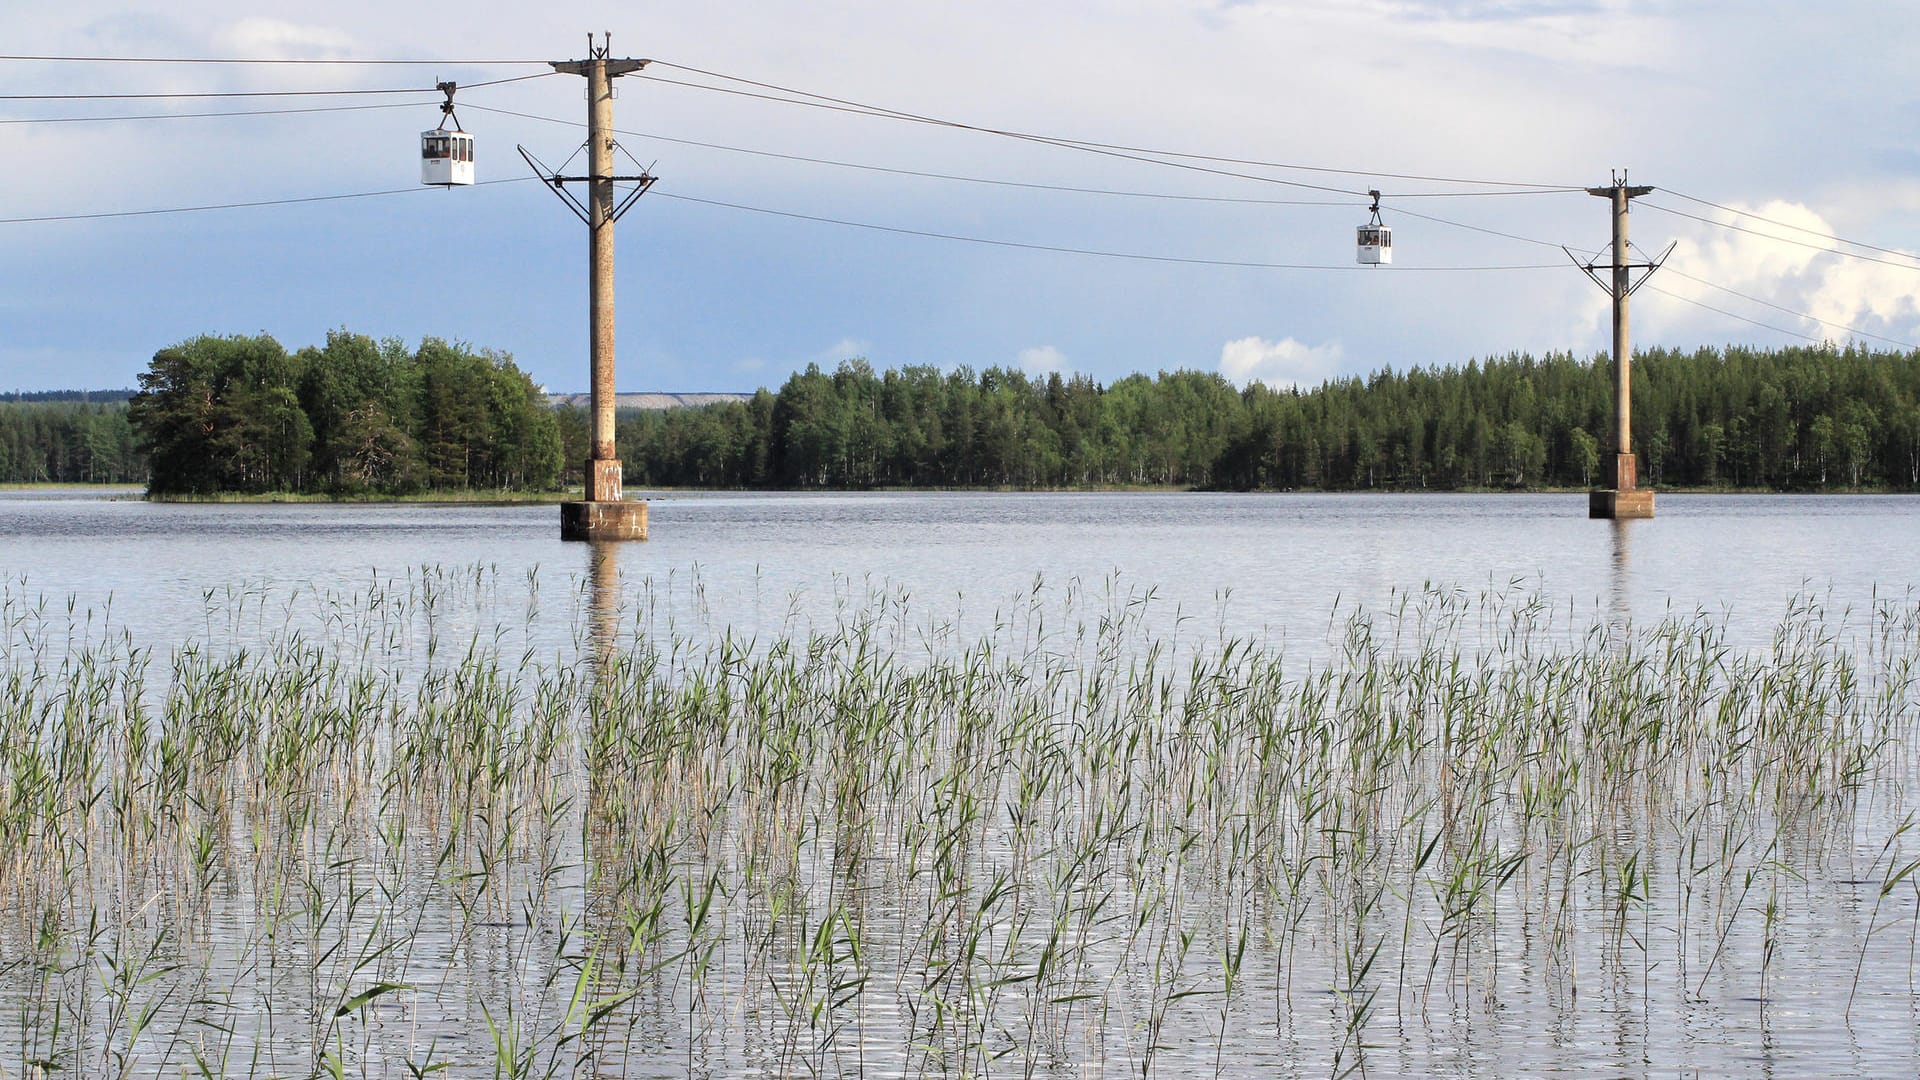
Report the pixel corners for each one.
[608,176,656,222]
[517,144,592,224]
[549,59,647,77]
[1623,241,1677,298]
[518,144,657,225]
[1562,241,1673,297]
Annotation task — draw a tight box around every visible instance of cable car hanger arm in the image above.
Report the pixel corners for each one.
[433,80,463,131]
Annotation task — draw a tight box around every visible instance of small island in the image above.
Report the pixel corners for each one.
[127,330,562,498]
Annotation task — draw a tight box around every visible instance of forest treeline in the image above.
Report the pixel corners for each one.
[121,331,563,495]
[0,400,143,484]
[7,340,1919,493]
[602,344,1920,491]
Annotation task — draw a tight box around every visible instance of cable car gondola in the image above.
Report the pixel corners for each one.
[1357,189,1391,265]
[421,81,474,187]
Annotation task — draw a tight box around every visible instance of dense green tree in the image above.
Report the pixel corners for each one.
[124,331,559,496]
[0,401,142,484]
[130,334,297,494]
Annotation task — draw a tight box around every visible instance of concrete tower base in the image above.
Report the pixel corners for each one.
[561,500,649,541]
[1589,488,1655,519]
[1589,452,1654,518]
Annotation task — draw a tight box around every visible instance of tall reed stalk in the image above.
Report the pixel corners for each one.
[1,573,1916,1075]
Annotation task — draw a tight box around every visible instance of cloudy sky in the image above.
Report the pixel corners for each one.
[4,1,1919,394]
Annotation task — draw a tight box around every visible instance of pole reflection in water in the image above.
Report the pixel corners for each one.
[1608,518,1634,631]
[586,539,624,671]
[581,535,638,1056]
[584,538,623,847]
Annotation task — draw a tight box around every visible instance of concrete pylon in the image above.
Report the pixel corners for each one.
[1585,176,1657,520]
[552,37,650,541]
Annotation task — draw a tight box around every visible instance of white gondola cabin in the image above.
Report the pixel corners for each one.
[421,81,473,186]
[1357,189,1391,265]
[421,128,475,186]
[1356,222,1391,264]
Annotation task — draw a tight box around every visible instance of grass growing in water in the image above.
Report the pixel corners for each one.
[1,573,1918,1076]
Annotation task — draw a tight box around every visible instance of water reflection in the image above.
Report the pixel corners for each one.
[586,539,624,670]
[1609,517,1635,630]
[7,490,1920,657]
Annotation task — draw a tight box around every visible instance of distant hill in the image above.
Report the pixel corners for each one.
[547,392,754,410]
[2,388,137,403]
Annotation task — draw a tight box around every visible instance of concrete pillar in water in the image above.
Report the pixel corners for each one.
[1588,178,1656,520]
[554,39,649,541]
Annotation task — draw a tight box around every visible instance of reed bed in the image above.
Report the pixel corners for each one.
[1,570,1917,1077]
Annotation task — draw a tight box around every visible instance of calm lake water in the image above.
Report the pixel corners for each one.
[2,489,1918,1078]
[4,489,1918,649]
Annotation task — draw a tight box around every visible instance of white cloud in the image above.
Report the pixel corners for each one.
[1016,345,1067,375]
[1804,252,1920,345]
[1219,336,1345,389]
[213,18,352,59]
[1641,199,1920,347]
[813,337,871,365]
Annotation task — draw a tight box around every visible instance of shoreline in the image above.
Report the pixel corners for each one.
[8,482,1918,501]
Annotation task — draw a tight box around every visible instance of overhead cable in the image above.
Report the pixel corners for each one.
[0,166,1564,274]
[1662,188,1920,263]
[1640,200,1920,271]
[0,177,533,226]
[0,100,424,125]
[1657,267,1919,349]
[10,55,1917,341]
[634,72,1369,198]
[0,54,546,66]
[652,189,1564,272]
[646,60,1584,194]
[0,70,552,102]
[1389,205,1578,251]
[1644,285,1848,346]
[2,86,437,101]
[469,102,1568,216]
[466,102,1355,206]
